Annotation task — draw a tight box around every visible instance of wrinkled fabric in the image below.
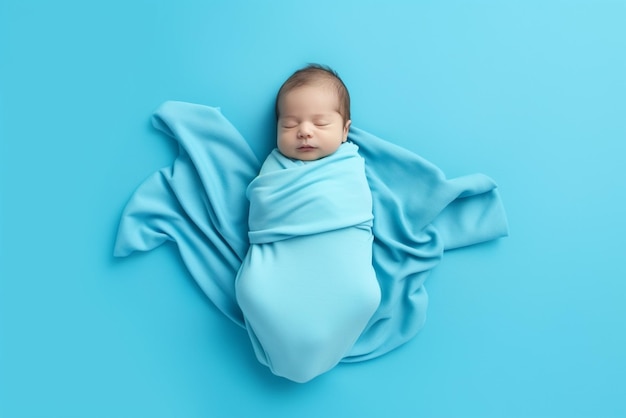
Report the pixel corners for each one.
[114,101,508,379]
[236,143,381,382]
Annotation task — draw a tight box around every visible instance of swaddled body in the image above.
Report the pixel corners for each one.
[235,143,380,382]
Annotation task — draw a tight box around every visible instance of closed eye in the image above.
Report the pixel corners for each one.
[280,120,298,128]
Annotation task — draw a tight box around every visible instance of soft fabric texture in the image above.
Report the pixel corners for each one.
[236,143,381,382]
[114,101,509,380]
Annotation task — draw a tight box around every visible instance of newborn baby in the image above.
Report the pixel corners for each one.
[114,66,509,383]
[235,65,381,382]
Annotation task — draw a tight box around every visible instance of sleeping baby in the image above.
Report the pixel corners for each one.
[114,64,508,384]
[235,65,382,382]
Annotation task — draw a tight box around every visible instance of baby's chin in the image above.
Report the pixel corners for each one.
[278,148,329,161]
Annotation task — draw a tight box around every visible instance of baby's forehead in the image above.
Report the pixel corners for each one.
[280,103,340,120]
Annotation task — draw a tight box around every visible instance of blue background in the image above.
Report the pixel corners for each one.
[1,1,625,417]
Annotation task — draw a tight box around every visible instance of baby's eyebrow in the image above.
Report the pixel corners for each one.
[280,113,330,119]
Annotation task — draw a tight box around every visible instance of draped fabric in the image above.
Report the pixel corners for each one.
[114,101,508,380]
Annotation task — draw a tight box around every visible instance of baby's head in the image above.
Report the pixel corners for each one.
[275,64,351,161]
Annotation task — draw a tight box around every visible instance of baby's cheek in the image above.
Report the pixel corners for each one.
[277,137,291,154]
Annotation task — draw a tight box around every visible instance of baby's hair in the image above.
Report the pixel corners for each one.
[275,63,351,122]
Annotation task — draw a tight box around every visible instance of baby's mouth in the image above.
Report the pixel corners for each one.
[297,145,316,150]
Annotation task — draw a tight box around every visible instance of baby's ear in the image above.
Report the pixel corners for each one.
[342,120,352,142]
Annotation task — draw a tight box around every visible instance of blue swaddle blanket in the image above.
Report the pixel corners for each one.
[236,143,381,382]
[114,101,509,381]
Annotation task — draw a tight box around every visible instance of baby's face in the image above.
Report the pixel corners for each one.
[277,84,351,161]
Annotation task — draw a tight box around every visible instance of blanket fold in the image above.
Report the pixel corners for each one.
[344,127,509,360]
[247,144,373,244]
[114,100,509,378]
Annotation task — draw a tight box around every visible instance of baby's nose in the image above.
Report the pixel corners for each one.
[298,123,313,138]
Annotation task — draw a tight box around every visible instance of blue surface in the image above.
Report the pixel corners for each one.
[1,0,624,417]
